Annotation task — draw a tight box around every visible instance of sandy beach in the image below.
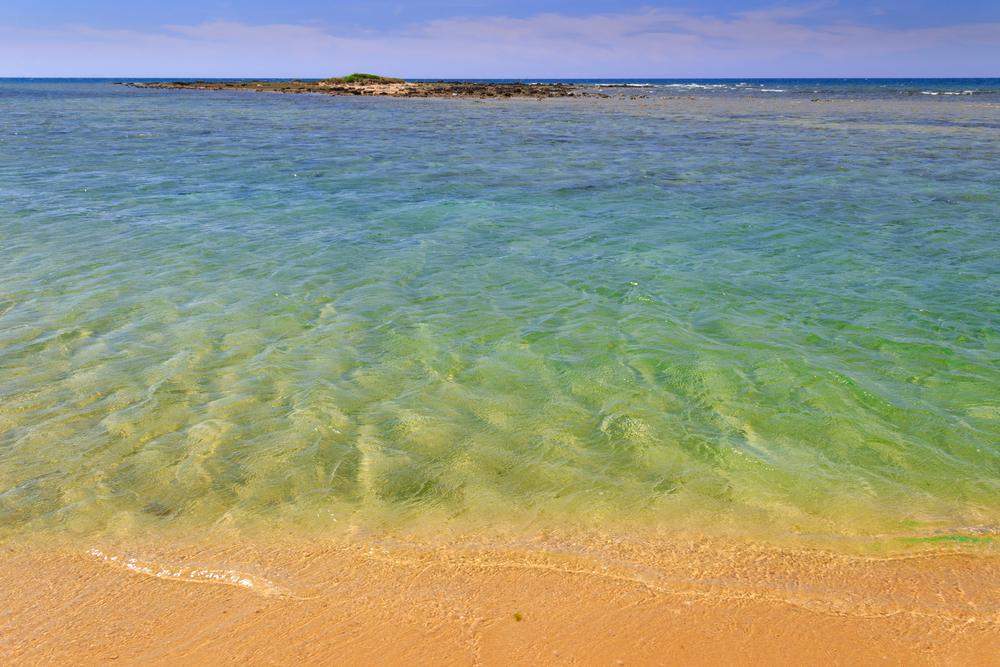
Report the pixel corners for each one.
[3,533,998,665]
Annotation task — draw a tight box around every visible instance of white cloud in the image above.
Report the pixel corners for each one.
[162,21,336,46]
[1,8,998,77]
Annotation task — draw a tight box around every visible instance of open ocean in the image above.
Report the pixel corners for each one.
[1,78,998,546]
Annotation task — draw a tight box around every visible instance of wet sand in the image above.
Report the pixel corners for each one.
[3,533,998,665]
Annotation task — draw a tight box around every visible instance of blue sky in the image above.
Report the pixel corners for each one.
[2,1,999,77]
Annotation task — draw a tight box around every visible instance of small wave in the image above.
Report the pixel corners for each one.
[759,89,787,93]
[921,90,976,96]
[88,548,300,597]
[661,83,729,89]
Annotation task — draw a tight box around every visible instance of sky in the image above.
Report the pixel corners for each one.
[2,1,999,78]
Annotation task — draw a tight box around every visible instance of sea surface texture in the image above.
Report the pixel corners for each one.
[1,79,998,543]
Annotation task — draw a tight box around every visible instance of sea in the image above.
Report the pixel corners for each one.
[1,78,998,547]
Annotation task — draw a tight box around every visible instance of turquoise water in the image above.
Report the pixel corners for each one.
[1,81,998,541]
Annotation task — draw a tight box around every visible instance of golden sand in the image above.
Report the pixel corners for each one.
[2,532,998,665]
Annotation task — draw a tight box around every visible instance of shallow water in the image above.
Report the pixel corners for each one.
[1,81,998,543]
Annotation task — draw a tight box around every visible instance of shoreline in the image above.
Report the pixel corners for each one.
[4,531,998,665]
[119,79,598,99]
